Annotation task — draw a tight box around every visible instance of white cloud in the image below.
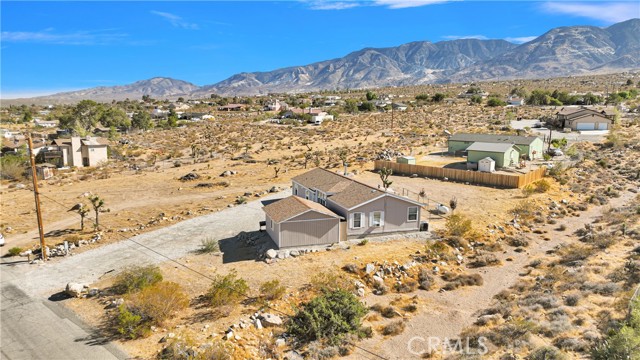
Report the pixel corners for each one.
[541,2,639,23]
[1,29,127,45]
[504,36,537,44]
[303,0,450,10]
[442,34,489,40]
[150,11,199,30]
[373,0,450,9]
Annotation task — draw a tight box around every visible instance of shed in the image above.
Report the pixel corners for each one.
[478,157,496,173]
[396,156,416,165]
[466,142,519,168]
[263,195,343,248]
[448,133,543,160]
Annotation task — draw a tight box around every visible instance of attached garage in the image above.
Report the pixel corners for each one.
[576,122,595,130]
[569,113,612,131]
[263,195,343,248]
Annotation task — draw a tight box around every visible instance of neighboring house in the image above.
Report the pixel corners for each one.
[310,112,334,125]
[48,136,108,168]
[507,96,525,106]
[285,168,423,241]
[202,114,215,120]
[34,119,58,128]
[265,99,284,112]
[447,133,544,160]
[555,107,614,131]
[392,103,408,111]
[218,104,245,111]
[466,142,520,168]
[263,195,343,248]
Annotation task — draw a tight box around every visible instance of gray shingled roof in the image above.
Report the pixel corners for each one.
[263,195,341,223]
[466,142,516,153]
[449,133,540,146]
[291,168,353,194]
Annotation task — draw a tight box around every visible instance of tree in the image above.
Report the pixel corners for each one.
[415,94,430,101]
[21,110,33,123]
[470,95,483,105]
[379,167,393,191]
[69,203,90,231]
[432,93,445,102]
[167,108,178,128]
[344,99,359,114]
[365,91,377,101]
[131,111,152,130]
[60,100,104,134]
[626,78,634,86]
[88,194,109,229]
[486,97,506,107]
[449,197,458,214]
[551,137,568,149]
[100,106,131,129]
[177,97,185,103]
[358,101,376,112]
[591,299,640,360]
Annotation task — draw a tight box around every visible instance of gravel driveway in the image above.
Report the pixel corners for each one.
[6,189,290,297]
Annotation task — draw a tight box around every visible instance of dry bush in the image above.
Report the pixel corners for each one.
[527,346,567,360]
[381,320,406,336]
[506,235,529,248]
[444,214,474,237]
[442,273,483,291]
[259,279,286,301]
[310,271,353,293]
[394,279,418,293]
[113,265,163,295]
[371,304,399,318]
[557,244,596,266]
[468,252,501,268]
[342,263,360,274]
[205,270,249,308]
[418,268,434,290]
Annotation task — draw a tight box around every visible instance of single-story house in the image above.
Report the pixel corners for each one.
[263,195,343,248]
[466,142,520,168]
[555,107,615,130]
[218,104,245,111]
[289,168,424,240]
[392,103,408,111]
[507,96,525,106]
[48,136,108,168]
[447,133,544,160]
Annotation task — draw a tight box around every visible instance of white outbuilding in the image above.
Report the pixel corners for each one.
[478,157,496,173]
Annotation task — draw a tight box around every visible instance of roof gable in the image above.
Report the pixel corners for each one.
[263,195,341,223]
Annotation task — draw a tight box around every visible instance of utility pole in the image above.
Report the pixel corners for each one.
[27,135,47,261]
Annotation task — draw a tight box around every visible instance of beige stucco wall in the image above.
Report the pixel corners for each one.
[85,145,108,167]
[279,217,340,248]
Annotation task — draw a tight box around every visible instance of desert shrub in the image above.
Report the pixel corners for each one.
[403,303,418,313]
[305,342,339,360]
[394,279,418,293]
[381,320,406,336]
[557,244,595,266]
[373,280,389,295]
[7,247,23,257]
[506,236,529,247]
[287,289,367,345]
[564,293,581,306]
[534,179,551,193]
[159,339,231,360]
[418,268,434,290]
[197,237,219,254]
[0,154,27,180]
[259,279,286,301]
[580,282,620,296]
[548,163,566,177]
[359,239,369,246]
[310,271,352,293]
[590,299,640,360]
[371,304,398,318]
[113,265,163,294]
[554,337,587,352]
[488,319,535,347]
[468,253,500,268]
[527,346,567,360]
[445,214,473,237]
[511,200,537,223]
[205,270,248,307]
[442,273,483,291]
[117,282,188,339]
[235,196,247,205]
[521,294,559,310]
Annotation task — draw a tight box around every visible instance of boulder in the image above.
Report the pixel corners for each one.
[357,288,365,297]
[265,249,278,259]
[65,282,85,297]
[261,313,283,327]
[289,250,300,257]
[254,319,263,330]
[365,263,375,274]
[269,186,279,193]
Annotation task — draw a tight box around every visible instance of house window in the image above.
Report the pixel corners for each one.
[352,213,364,229]
[293,188,297,196]
[305,190,311,200]
[371,211,384,227]
[408,207,418,222]
[318,192,326,205]
[270,219,274,230]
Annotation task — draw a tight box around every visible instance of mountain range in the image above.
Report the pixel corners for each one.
[8,18,640,103]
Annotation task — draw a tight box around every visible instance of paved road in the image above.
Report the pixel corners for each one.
[0,190,288,360]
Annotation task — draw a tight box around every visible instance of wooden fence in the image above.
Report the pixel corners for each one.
[374,160,546,189]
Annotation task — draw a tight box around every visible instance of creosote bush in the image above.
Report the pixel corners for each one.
[445,214,473,237]
[381,320,406,336]
[7,247,23,257]
[113,265,163,294]
[287,289,367,345]
[197,237,220,254]
[205,270,249,308]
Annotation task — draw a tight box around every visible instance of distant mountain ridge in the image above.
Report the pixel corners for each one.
[7,19,640,103]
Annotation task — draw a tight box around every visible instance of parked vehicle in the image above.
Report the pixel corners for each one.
[0,233,5,247]
[548,148,564,157]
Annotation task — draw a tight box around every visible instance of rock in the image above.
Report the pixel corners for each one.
[284,351,304,360]
[65,282,85,297]
[220,170,232,177]
[289,250,300,257]
[269,186,279,193]
[355,281,365,288]
[265,249,277,259]
[19,250,32,257]
[224,331,233,340]
[365,263,375,274]
[179,172,199,181]
[261,313,283,327]
[357,288,365,297]
[254,319,263,330]
[372,275,384,284]
[275,338,286,347]
[87,288,100,297]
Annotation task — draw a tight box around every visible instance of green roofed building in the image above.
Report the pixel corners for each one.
[447,133,544,160]
[466,142,520,168]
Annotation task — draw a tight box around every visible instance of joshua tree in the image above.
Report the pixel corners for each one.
[273,167,281,178]
[88,194,109,229]
[379,167,393,191]
[69,203,90,231]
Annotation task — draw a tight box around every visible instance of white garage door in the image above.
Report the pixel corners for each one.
[597,122,608,130]
[576,123,595,130]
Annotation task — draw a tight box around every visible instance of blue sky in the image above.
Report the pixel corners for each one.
[2,1,639,98]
